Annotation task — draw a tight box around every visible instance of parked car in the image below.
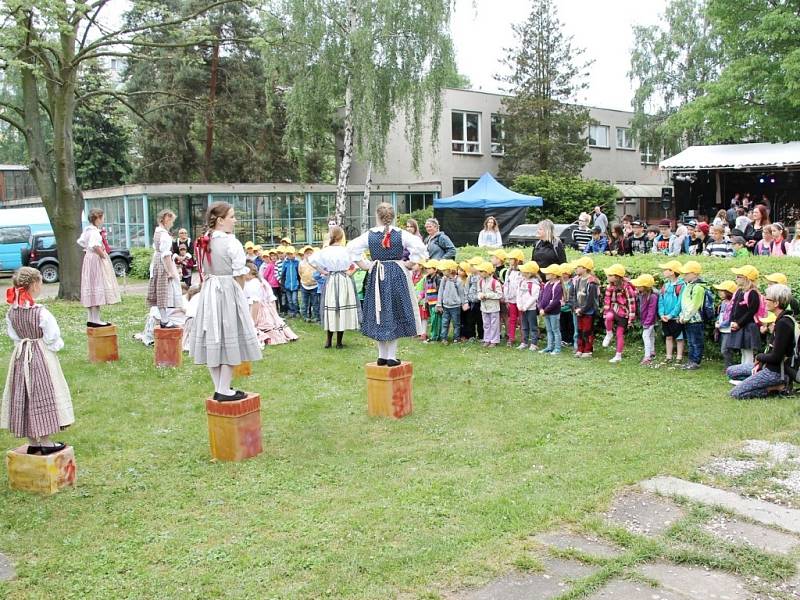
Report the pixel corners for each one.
[0,207,53,272]
[508,221,580,248]
[21,231,132,284]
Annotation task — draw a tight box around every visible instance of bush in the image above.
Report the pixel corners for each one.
[397,206,433,229]
[511,172,617,224]
[129,247,154,280]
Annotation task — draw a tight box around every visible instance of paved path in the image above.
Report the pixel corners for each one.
[0,552,14,581]
[1,279,150,300]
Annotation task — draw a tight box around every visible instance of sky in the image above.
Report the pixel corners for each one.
[451,0,668,111]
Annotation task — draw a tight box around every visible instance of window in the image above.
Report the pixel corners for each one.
[451,111,480,153]
[35,235,56,250]
[453,178,479,195]
[404,193,434,213]
[588,125,610,148]
[616,127,634,150]
[490,114,505,155]
[641,146,659,165]
[615,180,636,185]
[0,226,31,244]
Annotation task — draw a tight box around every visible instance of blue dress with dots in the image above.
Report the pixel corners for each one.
[361,229,417,341]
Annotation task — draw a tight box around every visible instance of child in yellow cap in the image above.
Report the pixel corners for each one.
[713,280,737,368]
[477,263,502,347]
[464,261,484,341]
[437,261,468,344]
[677,261,706,370]
[503,249,525,346]
[538,264,563,354]
[729,265,762,365]
[411,261,427,340]
[629,273,657,365]
[657,260,685,363]
[424,260,443,342]
[516,262,541,351]
[298,246,319,322]
[602,264,636,363]
[573,257,599,357]
[280,246,301,318]
[559,263,577,352]
[457,261,472,341]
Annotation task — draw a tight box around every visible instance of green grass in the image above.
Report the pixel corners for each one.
[1,297,799,599]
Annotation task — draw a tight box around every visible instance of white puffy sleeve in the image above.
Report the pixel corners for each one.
[243,279,260,304]
[346,231,371,261]
[6,311,20,345]
[157,231,173,257]
[402,230,429,263]
[38,307,64,352]
[227,236,249,276]
[308,250,325,271]
[77,227,101,249]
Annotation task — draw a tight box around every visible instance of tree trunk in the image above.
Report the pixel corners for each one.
[360,160,372,233]
[204,38,220,183]
[335,79,354,226]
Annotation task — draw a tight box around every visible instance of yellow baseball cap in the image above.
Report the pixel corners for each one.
[760,311,777,325]
[441,260,458,271]
[280,237,291,244]
[301,245,314,254]
[489,249,507,260]
[604,263,626,278]
[459,261,471,273]
[766,272,788,284]
[559,262,574,274]
[731,265,759,281]
[468,256,484,265]
[244,241,255,249]
[658,260,683,273]
[423,259,438,269]
[276,245,287,253]
[477,262,495,274]
[285,245,297,254]
[630,273,656,288]
[506,248,525,262]
[541,264,562,276]
[574,256,594,271]
[713,280,737,295]
[680,261,702,275]
[519,261,540,274]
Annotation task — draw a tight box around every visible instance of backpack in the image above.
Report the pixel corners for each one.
[701,285,716,322]
[754,289,768,323]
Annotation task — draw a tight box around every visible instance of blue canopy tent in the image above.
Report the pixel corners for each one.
[433,172,543,246]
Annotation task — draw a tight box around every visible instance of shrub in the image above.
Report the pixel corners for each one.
[511,172,617,224]
[129,247,154,280]
[397,206,433,229]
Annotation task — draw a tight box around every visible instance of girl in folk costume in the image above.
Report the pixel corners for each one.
[188,202,262,402]
[1,268,73,455]
[243,263,299,346]
[347,203,428,366]
[147,209,183,328]
[309,226,360,349]
[77,208,121,327]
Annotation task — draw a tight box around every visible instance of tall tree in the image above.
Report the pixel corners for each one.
[74,61,132,189]
[264,0,457,226]
[629,0,719,159]
[497,0,592,180]
[0,0,238,299]
[673,0,800,142]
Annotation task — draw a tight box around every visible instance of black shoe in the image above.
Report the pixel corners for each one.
[159,322,178,329]
[26,445,42,455]
[335,343,344,349]
[39,442,66,455]
[377,358,388,366]
[213,390,247,402]
[324,342,332,349]
[87,321,103,328]
[386,359,401,367]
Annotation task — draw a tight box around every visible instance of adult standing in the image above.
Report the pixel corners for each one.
[189,201,262,402]
[172,228,194,256]
[77,208,121,327]
[728,284,795,399]
[477,216,503,248]
[348,202,428,366]
[571,212,593,251]
[592,206,608,234]
[424,217,456,260]
[532,219,567,269]
[147,209,183,328]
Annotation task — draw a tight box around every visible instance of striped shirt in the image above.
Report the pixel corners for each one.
[572,228,593,251]
[704,240,734,258]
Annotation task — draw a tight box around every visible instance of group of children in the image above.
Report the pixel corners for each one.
[412,247,792,373]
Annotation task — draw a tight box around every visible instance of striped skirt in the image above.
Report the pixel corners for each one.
[147,259,182,308]
[0,339,73,438]
[320,272,361,332]
[80,252,121,308]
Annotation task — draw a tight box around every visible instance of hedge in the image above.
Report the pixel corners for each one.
[129,247,154,280]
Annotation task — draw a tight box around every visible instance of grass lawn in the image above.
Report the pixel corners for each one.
[1,297,799,599]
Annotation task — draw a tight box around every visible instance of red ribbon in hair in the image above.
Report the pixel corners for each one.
[100,228,112,254]
[6,287,34,308]
[195,233,212,282]
[381,229,392,249]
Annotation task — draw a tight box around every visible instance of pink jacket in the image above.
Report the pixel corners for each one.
[261,261,280,287]
[516,278,541,312]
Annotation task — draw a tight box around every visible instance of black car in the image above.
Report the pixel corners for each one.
[22,231,132,284]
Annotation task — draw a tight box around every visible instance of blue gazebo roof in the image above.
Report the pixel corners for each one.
[433,172,543,209]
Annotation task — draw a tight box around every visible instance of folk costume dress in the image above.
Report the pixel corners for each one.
[347,227,428,341]
[1,291,73,439]
[77,224,121,308]
[147,226,182,310]
[308,244,361,332]
[243,278,298,346]
[188,231,262,367]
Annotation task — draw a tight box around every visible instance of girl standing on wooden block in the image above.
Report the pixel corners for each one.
[147,209,183,328]
[189,202,262,402]
[1,267,73,455]
[347,203,428,366]
[309,226,361,349]
[77,208,121,327]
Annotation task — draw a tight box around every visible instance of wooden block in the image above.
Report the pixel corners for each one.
[205,393,262,461]
[5,445,76,494]
[365,361,413,418]
[87,325,119,363]
[232,361,252,377]
[154,326,183,368]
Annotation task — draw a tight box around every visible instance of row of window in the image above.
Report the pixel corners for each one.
[450,110,659,165]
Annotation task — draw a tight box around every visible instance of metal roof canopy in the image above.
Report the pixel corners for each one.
[615,184,670,198]
[660,142,800,171]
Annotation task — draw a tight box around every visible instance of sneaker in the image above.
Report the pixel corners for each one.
[684,362,700,370]
[481,342,490,347]
[609,353,622,363]
[550,350,561,355]
[442,340,449,346]
[640,358,652,366]
[488,343,497,348]
[452,339,461,344]
[529,345,538,352]
[580,352,592,358]
[539,348,552,354]
[729,379,742,386]
[573,351,582,357]
[602,332,613,348]
[561,341,570,347]
[517,343,528,350]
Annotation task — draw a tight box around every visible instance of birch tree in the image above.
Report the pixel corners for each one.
[264,0,456,227]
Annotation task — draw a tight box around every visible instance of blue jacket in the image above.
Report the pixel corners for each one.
[583,236,608,254]
[658,278,684,319]
[279,258,300,291]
